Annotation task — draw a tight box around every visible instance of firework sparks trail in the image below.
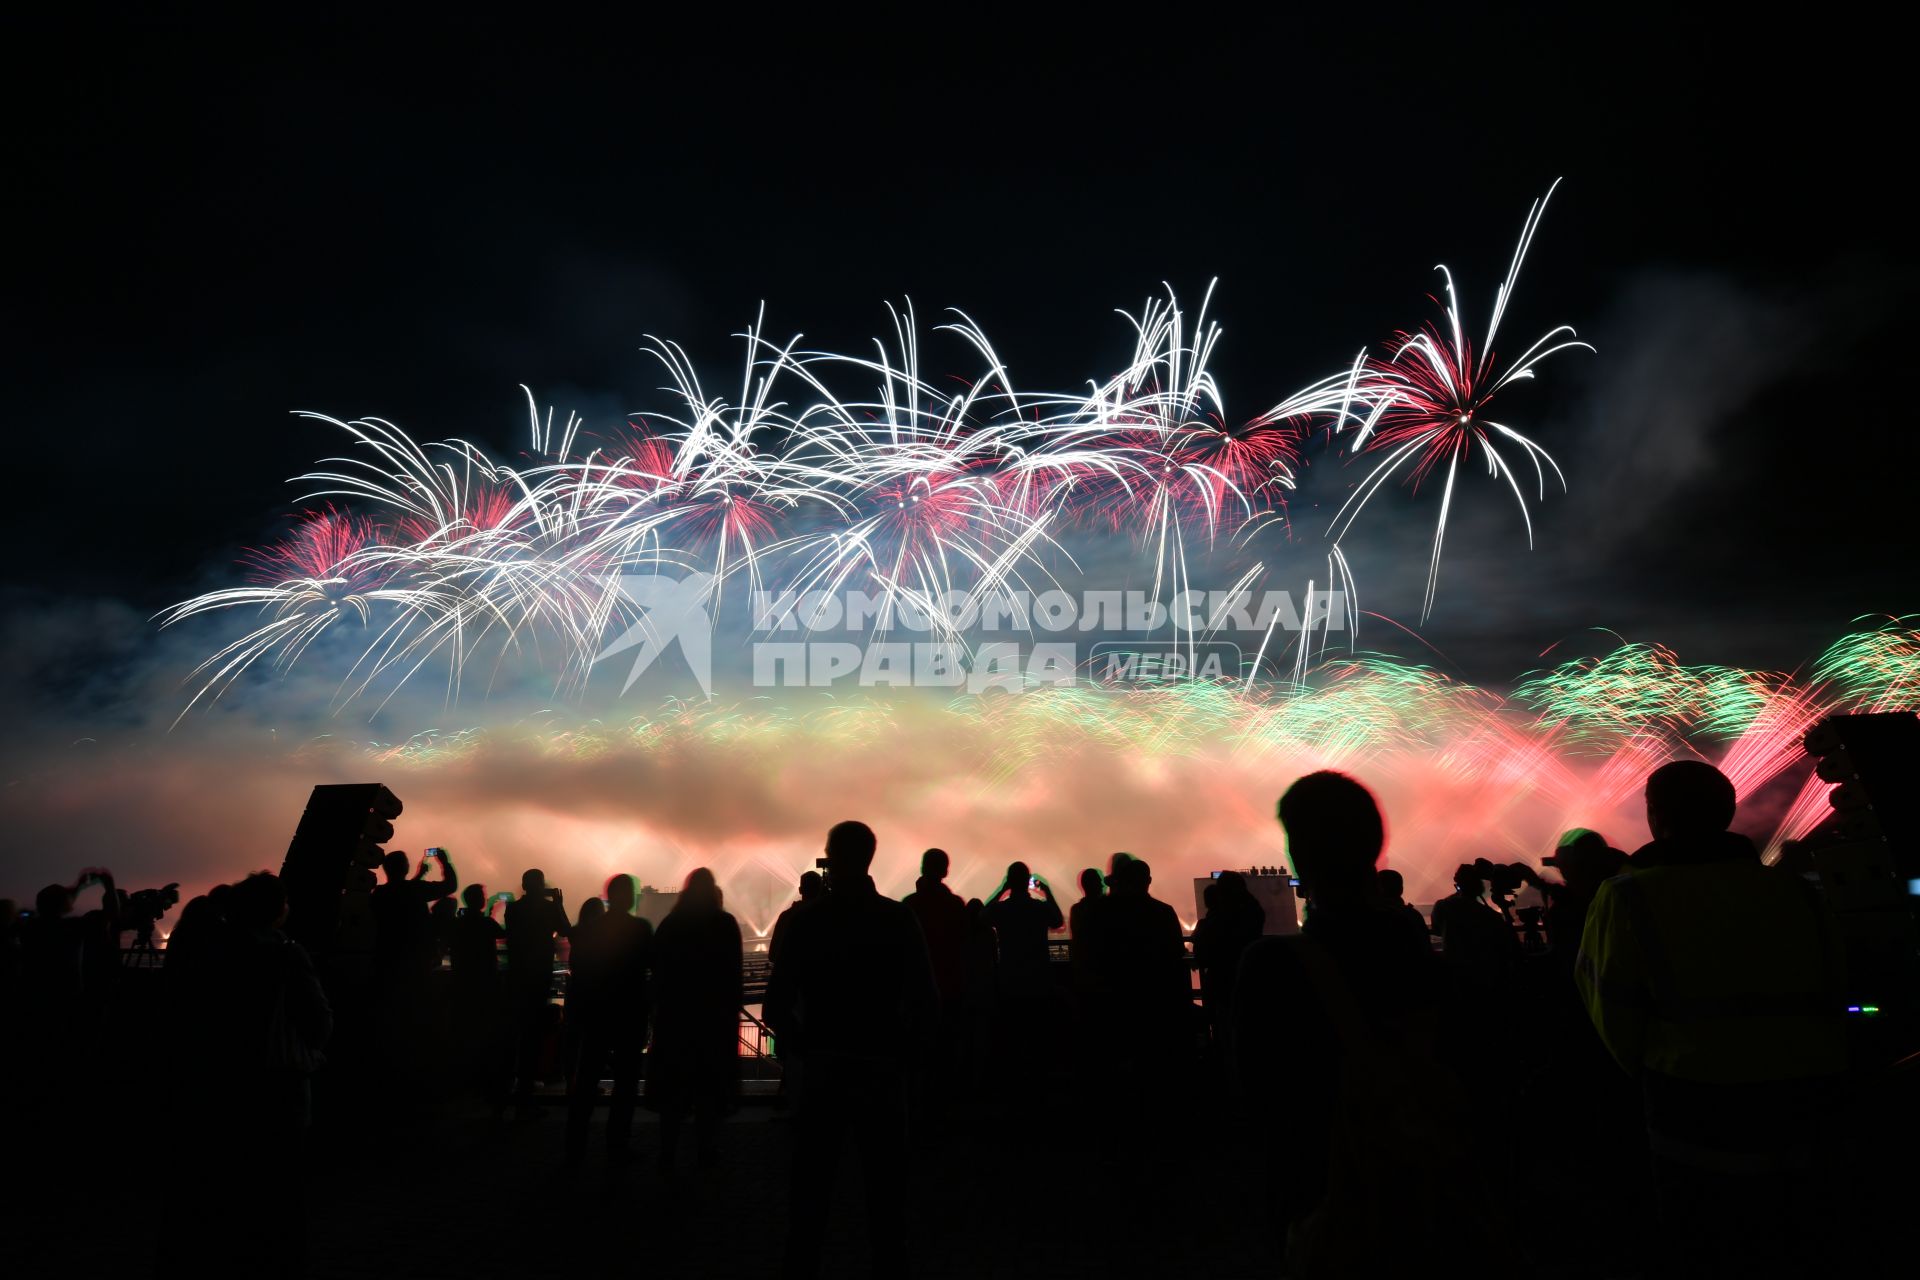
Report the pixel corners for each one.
[161,191,1598,715]
[1328,179,1591,620]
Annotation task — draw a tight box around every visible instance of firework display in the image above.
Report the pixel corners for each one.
[159,193,1585,717]
[147,185,1915,899]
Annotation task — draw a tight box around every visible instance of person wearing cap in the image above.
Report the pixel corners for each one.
[1537,829,1627,958]
[1575,760,1845,1272]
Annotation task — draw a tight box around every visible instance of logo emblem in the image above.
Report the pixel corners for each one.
[596,572,716,697]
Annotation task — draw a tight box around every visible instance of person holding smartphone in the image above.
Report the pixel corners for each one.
[371,847,459,983]
[981,862,1063,989]
[980,860,1063,1091]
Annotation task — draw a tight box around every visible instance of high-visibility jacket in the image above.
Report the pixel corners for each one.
[1575,859,1845,1085]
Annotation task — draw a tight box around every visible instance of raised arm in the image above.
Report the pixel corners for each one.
[75,868,119,927]
[418,848,459,902]
[1038,879,1064,931]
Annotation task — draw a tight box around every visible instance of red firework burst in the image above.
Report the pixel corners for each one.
[246,507,380,584]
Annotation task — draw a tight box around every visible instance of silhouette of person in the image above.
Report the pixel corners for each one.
[1578,761,1847,1275]
[20,874,106,1003]
[902,848,969,1009]
[980,860,1063,1089]
[566,874,653,1163]
[1234,773,1492,1275]
[1374,868,1430,948]
[371,848,458,982]
[769,869,825,973]
[504,868,569,1116]
[765,820,937,1280]
[1427,861,1521,1094]
[1068,865,1106,953]
[1065,867,1110,1065]
[163,891,222,970]
[200,871,332,1278]
[647,867,742,1173]
[1515,828,1643,1274]
[1429,863,1519,973]
[982,860,1064,988]
[450,884,509,1106]
[769,870,826,1106]
[574,893,605,940]
[1193,869,1265,1058]
[562,897,606,1089]
[1625,760,1761,871]
[365,848,456,1090]
[18,869,119,1108]
[1085,856,1190,1073]
[226,871,333,1126]
[1538,829,1626,958]
[902,847,970,1098]
[450,884,505,978]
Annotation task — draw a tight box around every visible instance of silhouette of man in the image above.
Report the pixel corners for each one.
[980,860,1063,1090]
[1429,863,1518,974]
[766,820,937,1280]
[769,869,825,973]
[1538,829,1626,959]
[504,868,569,1115]
[20,871,115,1012]
[1068,865,1107,956]
[647,867,742,1173]
[450,884,505,980]
[768,870,825,1106]
[1578,761,1846,1273]
[902,848,969,1009]
[1066,867,1109,1053]
[371,848,458,983]
[1193,869,1265,1057]
[1374,868,1429,947]
[1234,773,1467,1273]
[450,884,509,1106]
[981,860,1062,991]
[19,870,120,1116]
[1088,856,1190,1072]
[566,874,653,1163]
[1626,761,1758,870]
[901,848,972,1108]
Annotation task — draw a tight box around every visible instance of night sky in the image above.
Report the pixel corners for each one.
[5,10,1912,694]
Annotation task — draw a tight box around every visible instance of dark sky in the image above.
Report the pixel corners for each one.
[5,10,1912,684]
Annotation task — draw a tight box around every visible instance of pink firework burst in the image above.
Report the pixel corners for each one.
[1079,424,1243,539]
[246,507,381,585]
[606,423,682,493]
[1332,180,1591,620]
[1180,418,1305,524]
[869,472,989,549]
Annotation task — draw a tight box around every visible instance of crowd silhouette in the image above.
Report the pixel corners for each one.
[1,760,1914,1278]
